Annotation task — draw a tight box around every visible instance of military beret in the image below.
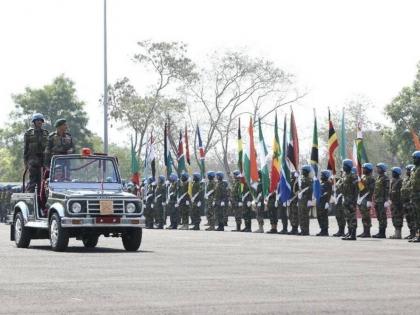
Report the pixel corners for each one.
[54,118,67,128]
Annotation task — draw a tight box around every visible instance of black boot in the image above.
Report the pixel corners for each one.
[241,221,252,232]
[405,229,416,240]
[232,222,241,232]
[316,228,328,236]
[372,227,386,238]
[192,224,200,230]
[288,226,298,235]
[333,226,345,237]
[361,226,371,238]
[216,224,224,231]
[266,224,278,234]
[343,228,356,240]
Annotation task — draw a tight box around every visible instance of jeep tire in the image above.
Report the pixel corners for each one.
[122,228,142,251]
[14,212,31,248]
[82,235,99,248]
[49,213,69,252]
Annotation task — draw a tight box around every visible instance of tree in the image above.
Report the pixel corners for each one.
[187,50,305,178]
[385,62,420,164]
[108,41,197,167]
[0,75,95,181]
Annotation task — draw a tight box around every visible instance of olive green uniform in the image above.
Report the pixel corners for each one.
[178,181,191,226]
[231,179,243,225]
[373,174,390,229]
[289,177,299,229]
[144,183,155,228]
[297,175,313,235]
[318,179,332,230]
[205,180,216,227]
[167,182,178,228]
[154,182,166,228]
[358,174,375,228]
[390,177,403,229]
[44,131,75,167]
[190,181,204,227]
[242,184,253,230]
[342,173,358,230]
[267,192,278,225]
[24,127,49,192]
[214,180,228,227]
[410,166,420,233]
[334,177,346,230]
[401,175,415,232]
[255,181,265,227]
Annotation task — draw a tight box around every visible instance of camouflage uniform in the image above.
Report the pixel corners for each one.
[231,179,243,227]
[44,131,75,167]
[318,179,332,232]
[24,127,49,192]
[410,166,420,236]
[205,179,216,228]
[214,180,228,230]
[342,172,358,231]
[334,176,346,233]
[255,181,265,229]
[401,174,415,234]
[358,174,375,228]
[166,182,179,229]
[190,181,204,228]
[178,180,191,229]
[288,176,299,232]
[267,192,278,226]
[241,183,253,231]
[144,183,155,228]
[278,202,288,233]
[153,182,166,228]
[373,174,390,230]
[224,185,230,226]
[390,177,403,229]
[297,175,313,235]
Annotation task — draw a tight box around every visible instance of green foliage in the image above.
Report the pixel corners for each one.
[385,62,420,164]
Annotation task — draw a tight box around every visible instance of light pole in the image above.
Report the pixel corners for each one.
[103,0,108,154]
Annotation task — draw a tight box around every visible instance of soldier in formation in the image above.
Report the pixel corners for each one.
[297,165,313,236]
[317,170,332,236]
[288,172,299,235]
[357,163,375,238]
[166,174,179,230]
[190,173,203,230]
[231,170,243,232]
[409,151,420,242]
[214,172,228,231]
[401,164,415,239]
[205,171,216,231]
[389,167,403,239]
[144,177,155,229]
[341,159,358,241]
[254,171,265,233]
[372,163,390,239]
[178,173,191,230]
[153,175,166,229]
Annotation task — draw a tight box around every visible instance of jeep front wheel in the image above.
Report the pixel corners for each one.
[122,228,142,251]
[14,212,31,248]
[49,213,69,252]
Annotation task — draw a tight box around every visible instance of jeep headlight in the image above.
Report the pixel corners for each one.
[126,202,136,213]
[72,202,82,213]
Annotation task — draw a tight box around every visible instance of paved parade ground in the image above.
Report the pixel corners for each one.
[1,218,420,314]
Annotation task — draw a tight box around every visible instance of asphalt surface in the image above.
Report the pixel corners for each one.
[1,218,420,314]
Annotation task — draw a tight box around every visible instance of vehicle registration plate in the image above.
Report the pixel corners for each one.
[99,200,113,215]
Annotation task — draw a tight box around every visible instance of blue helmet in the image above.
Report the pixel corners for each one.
[193,172,201,182]
[301,165,311,174]
[158,175,165,184]
[31,113,44,123]
[362,163,373,172]
[342,159,353,171]
[147,176,154,184]
[321,170,331,179]
[376,163,387,172]
[391,167,401,175]
[180,172,189,182]
[216,171,224,180]
[207,171,215,180]
[169,173,178,182]
[233,170,240,177]
[412,151,420,159]
[406,164,415,172]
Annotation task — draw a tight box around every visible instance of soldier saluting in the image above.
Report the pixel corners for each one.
[24,113,49,192]
[44,118,75,167]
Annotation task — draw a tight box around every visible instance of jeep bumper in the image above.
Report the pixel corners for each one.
[61,216,145,228]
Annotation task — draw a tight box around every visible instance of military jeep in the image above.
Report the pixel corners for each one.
[6,149,145,252]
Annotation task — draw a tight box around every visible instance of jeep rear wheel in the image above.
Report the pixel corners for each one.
[122,228,142,251]
[49,213,69,252]
[14,212,31,248]
[82,235,99,248]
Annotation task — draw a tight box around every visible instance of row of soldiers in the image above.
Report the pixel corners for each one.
[132,150,420,242]
[0,185,21,222]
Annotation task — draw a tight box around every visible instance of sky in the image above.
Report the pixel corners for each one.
[1,0,419,149]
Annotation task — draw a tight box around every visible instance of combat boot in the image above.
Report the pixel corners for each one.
[216,224,224,231]
[288,226,299,235]
[205,225,215,231]
[232,222,241,232]
[316,228,329,236]
[266,224,278,234]
[156,224,164,230]
[404,229,416,239]
[333,226,345,237]
[389,228,402,239]
[357,226,370,238]
[372,227,386,238]
[342,228,356,240]
[410,230,420,242]
[178,224,189,230]
[278,225,288,234]
[241,221,252,232]
[253,223,264,233]
[191,224,200,230]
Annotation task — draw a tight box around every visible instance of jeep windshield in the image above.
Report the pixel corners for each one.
[51,157,119,184]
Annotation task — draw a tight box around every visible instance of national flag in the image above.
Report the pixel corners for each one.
[339,109,347,162]
[177,130,186,176]
[130,136,140,185]
[258,118,270,198]
[287,109,299,172]
[145,133,156,179]
[164,122,173,177]
[184,125,192,196]
[353,122,368,190]
[310,110,321,204]
[237,118,243,174]
[327,109,339,175]
[195,124,206,178]
[243,117,259,189]
[279,115,292,203]
[269,114,281,194]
